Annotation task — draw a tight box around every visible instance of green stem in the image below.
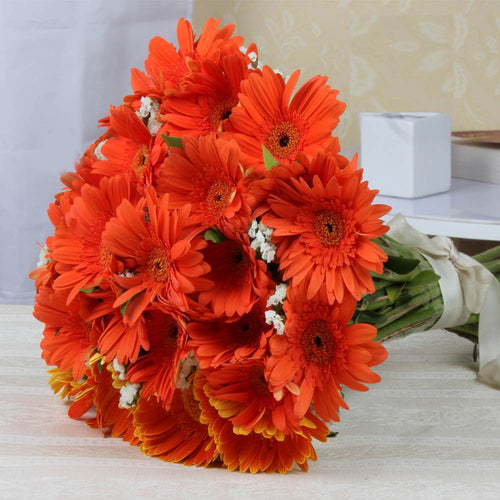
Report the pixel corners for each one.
[447,326,478,343]
[363,244,500,344]
[377,301,442,341]
[472,245,500,263]
[483,260,500,275]
[382,283,441,325]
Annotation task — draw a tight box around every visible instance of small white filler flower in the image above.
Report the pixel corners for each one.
[136,97,162,136]
[119,383,141,409]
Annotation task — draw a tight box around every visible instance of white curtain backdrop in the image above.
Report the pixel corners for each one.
[0,0,193,304]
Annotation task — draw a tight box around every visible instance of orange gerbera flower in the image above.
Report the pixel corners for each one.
[66,368,97,420]
[92,106,162,184]
[47,367,76,400]
[266,289,388,422]
[97,311,148,364]
[262,153,390,303]
[196,373,326,473]
[194,234,271,317]
[227,66,345,170]
[134,384,218,467]
[102,189,212,324]
[156,135,252,231]
[46,187,77,230]
[51,174,136,304]
[250,150,347,210]
[126,309,187,409]
[187,299,271,369]
[87,363,139,444]
[60,139,109,194]
[203,360,302,436]
[34,287,100,380]
[131,18,245,97]
[30,239,57,292]
[161,54,249,136]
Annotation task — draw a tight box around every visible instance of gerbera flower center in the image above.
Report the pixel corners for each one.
[210,98,235,129]
[99,244,113,270]
[232,245,249,270]
[132,145,150,180]
[162,318,178,352]
[171,390,206,438]
[181,387,202,422]
[301,319,334,365]
[314,209,344,247]
[146,247,170,282]
[234,311,263,346]
[249,366,271,396]
[265,121,300,159]
[206,180,234,216]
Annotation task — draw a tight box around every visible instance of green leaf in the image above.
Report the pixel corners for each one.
[162,134,183,149]
[357,310,389,326]
[327,431,339,438]
[386,284,404,303]
[204,228,225,243]
[385,255,420,275]
[120,299,132,316]
[262,145,279,171]
[80,286,99,293]
[407,270,441,287]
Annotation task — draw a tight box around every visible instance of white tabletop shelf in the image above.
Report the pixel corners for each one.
[377,178,500,241]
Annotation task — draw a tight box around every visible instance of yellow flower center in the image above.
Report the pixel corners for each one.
[314,209,344,247]
[146,247,170,282]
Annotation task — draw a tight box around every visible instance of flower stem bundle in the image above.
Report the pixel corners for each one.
[356,238,500,345]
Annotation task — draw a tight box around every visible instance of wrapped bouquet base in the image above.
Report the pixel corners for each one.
[358,215,500,387]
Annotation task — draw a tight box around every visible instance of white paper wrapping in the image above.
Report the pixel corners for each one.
[388,213,500,387]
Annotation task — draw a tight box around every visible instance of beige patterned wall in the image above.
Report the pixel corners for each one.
[193,0,500,151]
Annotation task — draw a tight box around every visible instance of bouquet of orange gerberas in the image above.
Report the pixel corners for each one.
[31,18,391,473]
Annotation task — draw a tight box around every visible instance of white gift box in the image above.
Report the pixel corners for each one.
[360,112,451,198]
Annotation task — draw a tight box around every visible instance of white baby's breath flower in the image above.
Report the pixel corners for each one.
[258,222,273,239]
[267,283,288,307]
[118,269,135,278]
[248,219,276,263]
[240,45,259,68]
[36,245,50,268]
[176,351,199,390]
[94,140,108,161]
[119,383,140,409]
[260,242,276,263]
[248,219,259,239]
[250,231,265,250]
[137,97,162,136]
[265,310,285,335]
[113,358,127,381]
